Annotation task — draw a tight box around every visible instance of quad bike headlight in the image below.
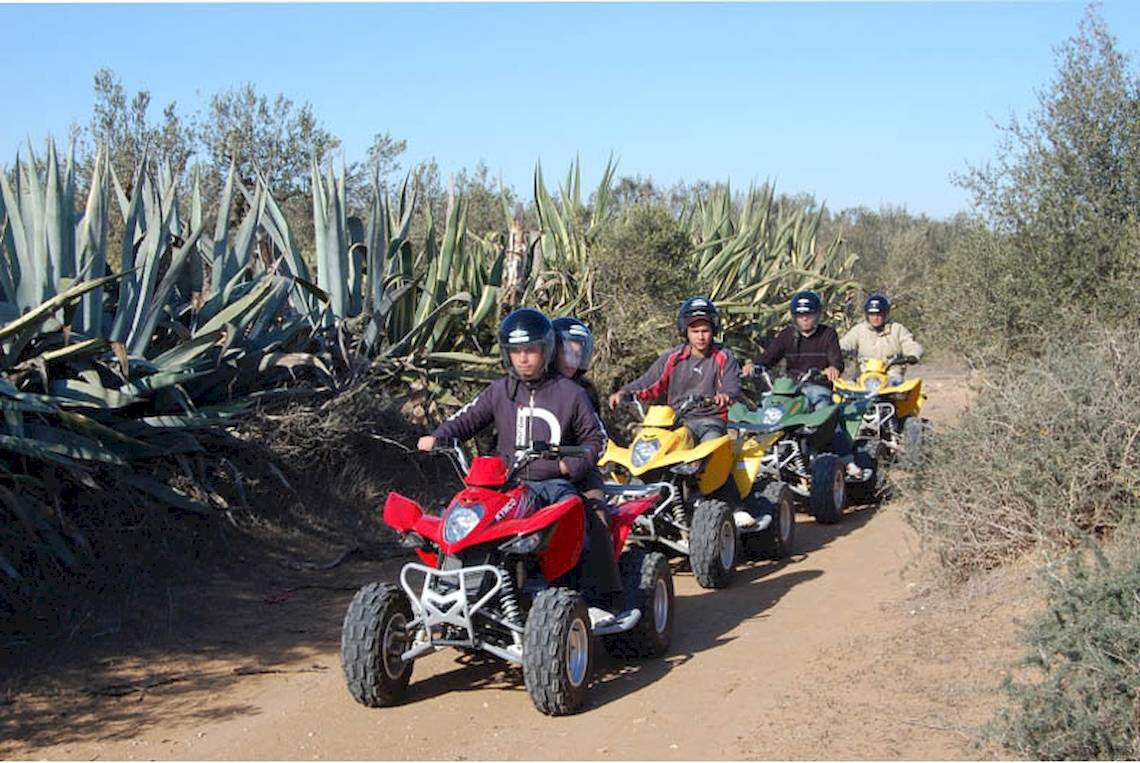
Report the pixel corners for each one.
[631,438,661,468]
[397,531,425,548]
[864,378,882,394]
[500,530,547,555]
[761,405,784,426]
[670,461,702,476]
[443,503,485,544]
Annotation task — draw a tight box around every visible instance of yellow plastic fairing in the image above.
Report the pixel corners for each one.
[731,431,780,498]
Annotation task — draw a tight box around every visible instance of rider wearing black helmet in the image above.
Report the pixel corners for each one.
[607,296,742,443]
[743,290,844,411]
[840,293,924,379]
[418,308,622,598]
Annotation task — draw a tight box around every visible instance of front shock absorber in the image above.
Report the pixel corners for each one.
[789,442,809,477]
[672,495,690,536]
[498,565,523,628]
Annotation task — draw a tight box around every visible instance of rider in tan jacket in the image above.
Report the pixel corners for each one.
[840,294,923,378]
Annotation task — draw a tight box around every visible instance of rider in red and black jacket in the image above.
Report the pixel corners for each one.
[608,297,742,443]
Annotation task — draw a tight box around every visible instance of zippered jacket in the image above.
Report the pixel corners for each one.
[620,343,741,421]
[432,373,606,482]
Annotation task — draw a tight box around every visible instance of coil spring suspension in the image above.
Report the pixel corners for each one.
[498,565,522,627]
[789,443,809,477]
[672,500,689,531]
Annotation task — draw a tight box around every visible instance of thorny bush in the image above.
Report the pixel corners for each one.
[993,528,1140,759]
[900,329,1140,581]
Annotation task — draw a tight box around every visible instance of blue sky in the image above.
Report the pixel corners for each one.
[2,2,1139,218]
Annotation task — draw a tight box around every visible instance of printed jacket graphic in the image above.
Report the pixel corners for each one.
[432,373,606,482]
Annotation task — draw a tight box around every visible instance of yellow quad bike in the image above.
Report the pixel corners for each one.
[832,354,930,464]
[600,394,796,590]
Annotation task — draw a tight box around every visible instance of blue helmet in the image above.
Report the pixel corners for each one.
[499,308,555,378]
[789,290,822,316]
[864,293,891,317]
[677,296,721,337]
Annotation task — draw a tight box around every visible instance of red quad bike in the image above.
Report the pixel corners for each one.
[340,440,675,716]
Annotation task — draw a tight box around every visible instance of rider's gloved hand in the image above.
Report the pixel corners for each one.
[417,435,436,452]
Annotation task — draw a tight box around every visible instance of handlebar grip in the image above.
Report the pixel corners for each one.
[553,445,589,458]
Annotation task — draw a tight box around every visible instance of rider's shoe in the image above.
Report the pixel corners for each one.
[733,510,758,529]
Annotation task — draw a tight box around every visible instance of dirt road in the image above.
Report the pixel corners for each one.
[1,364,1029,760]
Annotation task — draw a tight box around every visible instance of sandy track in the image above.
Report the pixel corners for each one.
[2,363,1027,760]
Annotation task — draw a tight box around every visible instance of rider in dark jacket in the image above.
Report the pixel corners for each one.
[419,308,620,597]
[746,290,844,411]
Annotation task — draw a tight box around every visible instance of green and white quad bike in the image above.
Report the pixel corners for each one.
[729,368,875,523]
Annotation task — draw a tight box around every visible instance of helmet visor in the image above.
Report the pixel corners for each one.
[556,332,594,373]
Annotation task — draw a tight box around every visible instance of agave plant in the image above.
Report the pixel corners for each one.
[529,155,618,318]
[0,139,337,613]
[680,182,860,354]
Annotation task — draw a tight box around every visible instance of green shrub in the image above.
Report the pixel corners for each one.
[589,203,697,395]
[901,330,1140,579]
[994,532,1140,759]
[919,10,1140,360]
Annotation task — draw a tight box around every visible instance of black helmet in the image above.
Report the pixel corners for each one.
[552,316,595,375]
[789,290,822,316]
[499,308,555,378]
[864,293,891,317]
[677,296,720,337]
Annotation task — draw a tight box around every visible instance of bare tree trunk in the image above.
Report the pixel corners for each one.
[502,205,528,309]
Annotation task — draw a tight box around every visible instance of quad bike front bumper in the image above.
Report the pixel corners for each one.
[398,562,524,664]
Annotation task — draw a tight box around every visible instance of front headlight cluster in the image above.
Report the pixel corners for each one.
[631,438,662,468]
[761,405,784,426]
[501,531,547,555]
[864,378,883,394]
[443,503,485,544]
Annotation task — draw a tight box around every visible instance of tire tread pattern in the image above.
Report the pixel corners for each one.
[810,454,845,524]
[522,588,592,716]
[690,498,737,588]
[340,582,413,707]
[605,549,674,658]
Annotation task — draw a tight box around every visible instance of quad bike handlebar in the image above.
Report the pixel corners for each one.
[672,393,720,418]
[429,438,472,478]
[884,353,920,367]
[429,438,589,482]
